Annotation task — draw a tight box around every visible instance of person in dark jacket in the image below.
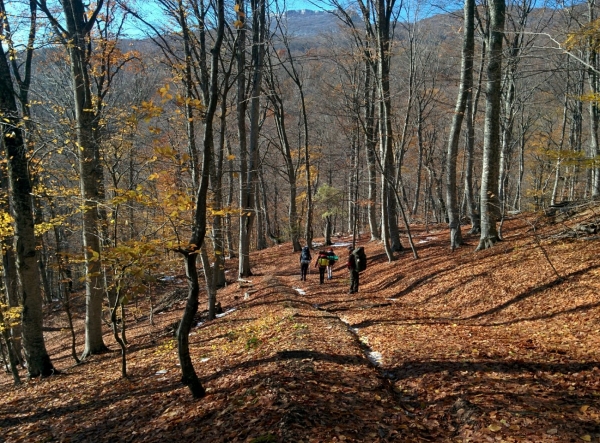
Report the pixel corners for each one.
[300,246,311,281]
[347,246,359,293]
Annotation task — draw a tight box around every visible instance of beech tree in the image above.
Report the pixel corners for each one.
[477,0,505,251]
[237,0,266,277]
[37,0,110,357]
[0,0,54,377]
[446,0,474,250]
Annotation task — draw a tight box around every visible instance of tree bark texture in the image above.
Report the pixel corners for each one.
[446,0,474,250]
[0,40,54,377]
[477,0,505,251]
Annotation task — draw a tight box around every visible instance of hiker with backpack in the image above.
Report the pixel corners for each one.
[315,250,330,284]
[326,248,337,280]
[347,245,367,294]
[300,245,312,281]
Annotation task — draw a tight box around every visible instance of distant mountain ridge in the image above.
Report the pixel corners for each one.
[270,9,340,37]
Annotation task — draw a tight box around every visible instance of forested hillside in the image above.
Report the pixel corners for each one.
[1,0,600,438]
[2,205,600,442]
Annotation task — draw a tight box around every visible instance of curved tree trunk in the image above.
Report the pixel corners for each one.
[446,0,474,250]
[176,0,225,398]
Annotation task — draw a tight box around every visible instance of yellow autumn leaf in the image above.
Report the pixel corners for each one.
[580,435,591,442]
[580,405,589,413]
[374,394,381,401]
[488,424,502,432]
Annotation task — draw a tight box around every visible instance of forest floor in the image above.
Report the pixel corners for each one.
[2,204,600,443]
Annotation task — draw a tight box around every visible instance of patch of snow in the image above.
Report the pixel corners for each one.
[367,351,382,366]
[155,369,168,375]
[216,308,236,318]
[294,287,306,295]
[200,358,210,363]
[332,241,353,248]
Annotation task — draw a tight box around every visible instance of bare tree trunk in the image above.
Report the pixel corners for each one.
[0,34,54,376]
[446,0,474,250]
[477,0,505,251]
[552,92,570,205]
[38,0,109,357]
[0,306,20,384]
[200,246,217,320]
[364,58,380,241]
[236,0,250,277]
[1,245,23,366]
[177,0,225,398]
[588,0,600,197]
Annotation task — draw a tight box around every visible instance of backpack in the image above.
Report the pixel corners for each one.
[352,247,367,272]
[300,247,311,262]
[318,255,329,267]
[328,252,338,266]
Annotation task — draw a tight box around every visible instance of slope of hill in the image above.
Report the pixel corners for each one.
[1,206,600,442]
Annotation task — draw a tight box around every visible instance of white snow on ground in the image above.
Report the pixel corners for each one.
[332,241,353,248]
[195,307,237,327]
[417,237,438,244]
[294,287,306,295]
[216,308,236,318]
[340,316,382,366]
[367,351,382,366]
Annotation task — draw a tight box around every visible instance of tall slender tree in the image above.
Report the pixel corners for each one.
[37,0,109,356]
[175,0,226,398]
[0,0,54,377]
[477,0,505,251]
[446,0,474,250]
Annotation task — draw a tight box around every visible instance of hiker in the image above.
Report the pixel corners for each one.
[347,245,367,293]
[315,250,329,284]
[326,247,337,280]
[300,245,311,281]
[347,246,359,294]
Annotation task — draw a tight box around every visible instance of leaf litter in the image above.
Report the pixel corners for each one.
[2,208,600,442]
